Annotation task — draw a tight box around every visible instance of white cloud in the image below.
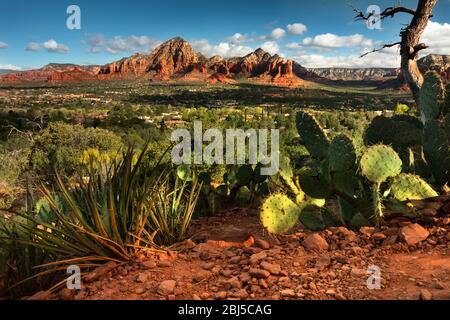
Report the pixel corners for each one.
[302,33,374,49]
[26,40,69,53]
[294,47,400,68]
[294,21,450,67]
[268,28,286,40]
[192,39,253,58]
[0,64,22,71]
[285,42,302,50]
[287,23,307,35]
[26,42,41,52]
[0,42,8,49]
[227,33,252,44]
[43,39,69,53]
[421,21,450,56]
[85,34,161,54]
[261,41,279,55]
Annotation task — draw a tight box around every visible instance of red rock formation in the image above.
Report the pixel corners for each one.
[1,73,21,84]
[207,73,236,84]
[0,38,307,87]
[48,67,98,83]
[98,54,151,79]
[0,64,99,84]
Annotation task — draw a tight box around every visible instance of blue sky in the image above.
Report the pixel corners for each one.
[0,0,449,70]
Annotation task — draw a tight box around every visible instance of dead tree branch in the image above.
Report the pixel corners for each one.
[360,42,401,58]
[350,3,430,22]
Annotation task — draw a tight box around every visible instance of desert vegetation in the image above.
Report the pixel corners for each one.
[0,70,448,300]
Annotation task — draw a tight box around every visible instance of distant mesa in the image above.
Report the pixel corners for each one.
[1,37,448,89]
[309,68,399,82]
[376,54,450,92]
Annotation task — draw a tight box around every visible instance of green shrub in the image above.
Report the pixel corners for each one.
[29,122,123,177]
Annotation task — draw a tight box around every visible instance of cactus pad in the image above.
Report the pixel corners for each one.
[364,115,422,149]
[279,155,294,182]
[337,196,357,224]
[391,173,438,201]
[419,72,442,122]
[298,167,333,199]
[329,134,356,172]
[236,164,254,186]
[260,194,302,234]
[332,170,359,197]
[423,120,450,187]
[444,83,450,115]
[349,213,370,231]
[299,208,325,231]
[253,163,268,184]
[360,145,402,184]
[296,111,330,159]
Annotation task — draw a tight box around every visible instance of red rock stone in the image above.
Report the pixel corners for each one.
[399,224,430,246]
[303,234,329,251]
[249,268,270,279]
[84,261,117,283]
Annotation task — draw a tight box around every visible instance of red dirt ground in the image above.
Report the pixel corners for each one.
[43,207,450,301]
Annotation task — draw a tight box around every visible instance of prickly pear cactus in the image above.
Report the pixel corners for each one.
[364,115,423,150]
[444,83,450,115]
[260,194,302,234]
[390,173,438,201]
[236,164,254,186]
[279,155,294,182]
[360,145,402,184]
[332,170,360,198]
[364,116,392,146]
[349,213,370,230]
[419,72,442,122]
[298,167,333,199]
[423,120,450,187]
[329,134,356,172]
[296,111,330,159]
[299,209,325,231]
[364,115,424,174]
[253,163,268,184]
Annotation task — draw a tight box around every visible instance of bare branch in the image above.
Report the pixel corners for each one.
[350,2,416,22]
[360,42,401,58]
[413,43,429,53]
[380,6,416,18]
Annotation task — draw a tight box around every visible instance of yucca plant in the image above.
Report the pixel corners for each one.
[0,217,55,298]
[0,145,165,294]
[0,144,203,297]
[147,165,202,246]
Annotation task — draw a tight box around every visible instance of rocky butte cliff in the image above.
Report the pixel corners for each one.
[418,54,450,81]
[202,48,306,86]
[377,54,450,92]
[97,38,306,86]
[0,37,306,87]
[0,63,99,84]
[98,38,203,81]
[309,68,399,81]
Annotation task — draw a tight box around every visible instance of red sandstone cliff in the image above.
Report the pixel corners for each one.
[0,38,305,87]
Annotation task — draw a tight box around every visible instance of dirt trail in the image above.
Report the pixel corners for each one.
[47,209,450,301]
